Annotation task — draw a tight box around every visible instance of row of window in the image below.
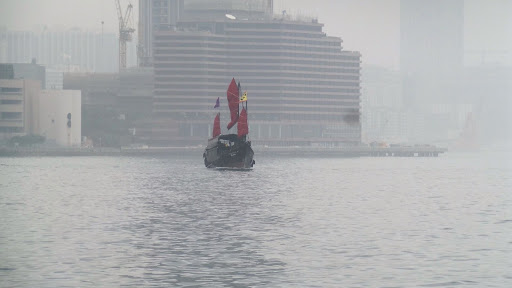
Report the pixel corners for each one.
[154,48,356,61]
[154,103,359,113]
[153,111,361,123]
[154,71,360,80]
[153,39,339,47]
[154,35,342,47]
[224,23,323,33]
[154,96,359,105]
[162,123,360,140]
[0,112,22,119]
[0,126,23,133]
[154,68,359,76]
[154,65,360,75]
[152,95,359,104]
[154,77,359,87]
[226,30,324,39]
[154,42,344,54]
[0,87,22,93]
[154,84,360,93]
[153,89,360,98]
[153,61,360,72]
[153,55,360,66]
[154,71,359,81]
[0,100,22,105]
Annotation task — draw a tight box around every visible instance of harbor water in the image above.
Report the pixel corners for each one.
[1,152,511,287]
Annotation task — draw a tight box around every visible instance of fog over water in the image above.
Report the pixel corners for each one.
[0,1,511,286]
[1,0,510,145]
[1,0,511,68]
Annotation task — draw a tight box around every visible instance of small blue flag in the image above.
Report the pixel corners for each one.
[214,97,220,108]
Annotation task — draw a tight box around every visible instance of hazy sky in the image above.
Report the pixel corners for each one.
[1,0,511,68]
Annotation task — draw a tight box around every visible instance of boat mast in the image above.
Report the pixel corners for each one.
[237,81,241,119]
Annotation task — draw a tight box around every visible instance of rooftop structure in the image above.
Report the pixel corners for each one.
[138,0,273,66]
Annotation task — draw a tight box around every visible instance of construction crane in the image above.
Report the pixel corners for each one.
[115,0,135,71]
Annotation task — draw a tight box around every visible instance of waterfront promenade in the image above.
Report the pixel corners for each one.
[0,146,447,157]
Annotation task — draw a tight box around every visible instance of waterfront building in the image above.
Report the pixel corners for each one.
[0,78,40,138]
[64,73,120,108]
[63,68,154,146]
[1,65,81,146]
[150,1,361,146]
[119,67,154,144]
[38,90,81,147]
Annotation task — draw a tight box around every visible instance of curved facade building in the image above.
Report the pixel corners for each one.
[184,0,272,15]
[152,11,361,146]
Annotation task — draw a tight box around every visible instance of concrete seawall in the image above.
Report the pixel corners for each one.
[1,146,447,158]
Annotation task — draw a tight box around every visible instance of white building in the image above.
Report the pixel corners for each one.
[38,90,81,147]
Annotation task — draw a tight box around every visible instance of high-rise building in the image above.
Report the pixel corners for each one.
[400,0,464,142]
[150,0,361,146]
[0,29,123,73]
[139,0,185,66]
[138,0,274,66]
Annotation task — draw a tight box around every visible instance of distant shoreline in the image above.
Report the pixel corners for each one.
[0,146,447,158]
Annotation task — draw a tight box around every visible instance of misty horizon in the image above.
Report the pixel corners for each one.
[1,3,511,287]
[1,0,511,68]
[0,0,510,147]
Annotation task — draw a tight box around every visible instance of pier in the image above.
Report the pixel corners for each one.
[255,146,447,157]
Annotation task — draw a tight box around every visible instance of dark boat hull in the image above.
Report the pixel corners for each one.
[203,135,254,169]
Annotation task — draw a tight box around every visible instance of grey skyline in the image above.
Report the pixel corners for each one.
[1,0,511,68]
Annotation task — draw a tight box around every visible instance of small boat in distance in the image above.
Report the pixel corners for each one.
[203,78,255,169]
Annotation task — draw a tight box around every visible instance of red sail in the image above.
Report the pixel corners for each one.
[212,112,221,138]
[226,78,239,130]
[237,108,248,138]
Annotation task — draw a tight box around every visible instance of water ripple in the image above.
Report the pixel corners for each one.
[0,154,511,287]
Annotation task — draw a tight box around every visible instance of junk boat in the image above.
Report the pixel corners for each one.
[203,78,255,169]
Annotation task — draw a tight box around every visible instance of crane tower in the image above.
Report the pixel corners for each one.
[115,0,135,71]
